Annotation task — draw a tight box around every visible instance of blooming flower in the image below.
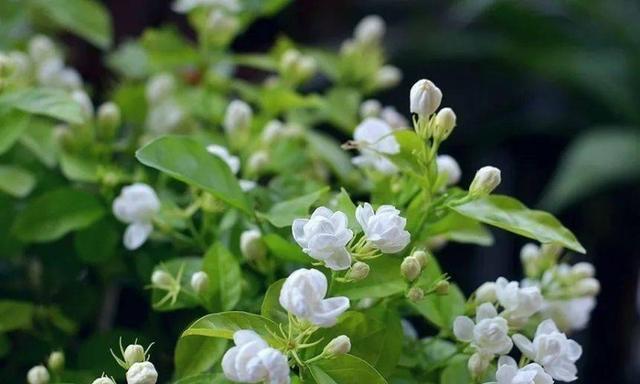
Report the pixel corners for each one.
[126,361,158,384]
[410,79,442,116]
[292,207,354,270]
[354,15,385,45]
[113,183,160,250]
[279,268,350,327]
[356,203,410,253]
[207,144,241,174]
[495,277,543,323]
[541,297,596,332]
[513,319,582,382]
[222,330,290,384]
[494,356,553,384]
[436,155,461,186]
[453,302,513,356]
[352,117,400,174]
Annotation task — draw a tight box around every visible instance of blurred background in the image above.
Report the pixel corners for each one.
[3,0,640,382]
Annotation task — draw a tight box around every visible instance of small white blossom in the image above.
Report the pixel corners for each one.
[28,35,58,63]
[239,179,257,191]
[292,207,354,270]
[494,356,553,384]
[222,330,289,384]
[356,203,410,253]
[113,183,160,250]
[354,15,385,45]
[146,73,175,105]
[541,297,596,332]
[262,119,285,143]
[224,100,252,134]
[380,106,408,130]
[453,303,513,356]
[495,277,543,322]
[206,144,240,174]
[27,365,49,384]
[469,166,502,197]
[146,101,184,133]
[410,79,442,116]
[279,268,350,327]
[513,319,582,382]
[436,155,461,186]
[352,117,400,174]
[375,65,402,89]
[475,282,497,303]
[360,99,382,118]
[71,89,94,120]
[126,361,158,384]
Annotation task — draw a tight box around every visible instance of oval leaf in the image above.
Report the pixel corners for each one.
[181,311,283,348]
[202,242,242,312]
[305,354,387,384]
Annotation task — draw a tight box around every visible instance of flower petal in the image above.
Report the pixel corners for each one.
[123,222,153,250]
[453,316,474,342]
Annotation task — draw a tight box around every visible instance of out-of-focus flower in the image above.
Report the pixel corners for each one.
[354,15,385,45]
[173,0,241,13]
[190,271,210,294]
[360,99,382,119]
[436,155,461,186]
[224,100,252,134]
[112,183,160,250]
[356,203,410,253]
[375,65,402,89]
[206,144,240,174]
[146,73,175,105]
[380,106,408,130]
[240,229,267,262]
[27,365,50,384]
[352,118,400,174]
[541,297,596,332]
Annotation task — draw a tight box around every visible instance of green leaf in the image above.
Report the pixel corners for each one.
[319,88,361,132]
[32,0,112,49]
[174,336,227,379]
[151,257,202,311]
[19,117,58,167]
[332,257,405,300]
[0,165,36,198]
[390,130,424,174]
[181,312,283,348]
[425,211,494,246]
[141,27,199,72]
[202,242,242,312]
[306,354,387,384]
[306,131,356,182]
[0,300,34,332]
[262,233,309,263]
[440,354,471,384]
[306,307,403,377]
[0,88,85,124]
[540,128,640,211]
[449,195,585,253]
[332,188,361,234]
[12,188,105,243]
[74,219,118,264]
[60,152,100,182]
[412,283,466,330]
[261,279,288,324]
[259,187,329,227]
[136,136,251,214]
[107,41,149,79]
[0,109,29,155]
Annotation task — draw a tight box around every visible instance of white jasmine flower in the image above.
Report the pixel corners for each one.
[571,262,595,279]
[27,365,50,384]
[248,150,269,173]
[57,68,82,90]
[375,65,402,89]
[126,361,158,384]
[410,79,442,116]
[453,302,513,355]
[279,268,350,327]
[354,15,385,45]
[292,207,354,270]
[360,99,382,119]
[113,183,160,250]
[224,100,252,134]
[356,203,410,253]
[206,144,240,174]
[469,166,502,197]
[240,229,266,262]
[542,297,596,332]
[475,282,497,303]
[513,319,582,382]
[495,277,543,322]
[494,356,553,384]
[436,155,461,186]
[380,106,408,130]
[352,117,400,174]
[146,73,175,105]
[222,330,289,384]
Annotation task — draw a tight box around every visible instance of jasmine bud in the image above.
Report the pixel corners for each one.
[412,250,429,268]
[124,344,146,367]
[410,79,442,117]
[435,280,450,295]
[346,261,370,282]
[190,271,210,294]
[407,287,425,302]
[323,335,351,357]
[27,365,49,384]
[469,166,501,198]
[47,351,64,372]
[401,256,421,282]
[433,107,456,141]
[151,270,173,288]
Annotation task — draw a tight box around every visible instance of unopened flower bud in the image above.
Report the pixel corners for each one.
[248,150,269,173]
[346,262,370,281]
[124,344,146,367]
[190,271,209,294]
[467,352,490,378]
[71,90,94,120]
[280,49,316,82]
[375,65,402,89]
[151,270,173,288]
[206,10,239,44]
[92,377,116,384]
[571,262,595,279]
[146,73,175,105]
[401,256,421,282]
[223,100,252,134]
[412,250,429,268]
[406,287,424,302]
[126,361,158,384]
[27,365,49,384]
[433,107,456,141]
[240,229,267,262]
[540,243,563,259]
[29,35,58,63]
[520,243,541,264]
[469,166,501,198]
[360,99,381,118]
[435,280,450,295]
[354,15,385,45]
[410,79,442,117]
[475,282,496,303]
[575,277,600,296]
[47,351,64,372]
[323,335,351,357]
[97,102,121,137]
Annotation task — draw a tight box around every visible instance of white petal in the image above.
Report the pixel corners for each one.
[123,222,153,250]
[476,302,498,322]
[234,330,267,347]
[566,339,583,361]
[545,359,577,382]
[497,355,518,368]
[512,334,536,360]
[309,296,350,327]
[221,346,241,381]
[323,247,352,271]
[535,319,560,338]
[495,364,517,384]
[453,316,474,342]
[291,219,309,247]
[355,203,374,231]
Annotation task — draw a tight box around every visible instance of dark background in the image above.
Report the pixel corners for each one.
[40,0,640,382]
